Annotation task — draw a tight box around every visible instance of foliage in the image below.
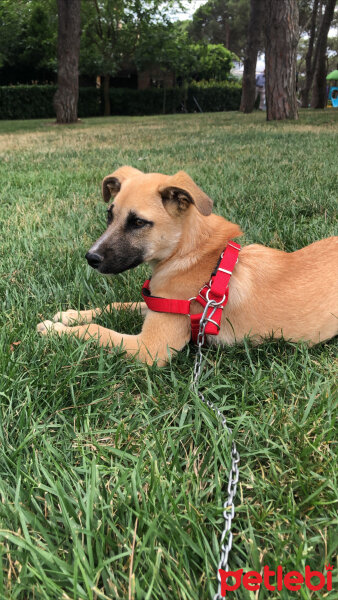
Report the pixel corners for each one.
[0,86,101,119]
[327,35,338,72]
[133,22,194,79]
[297,0,338,75]
[135,22,236,86]
[188,0,251,59]
[0,0,240,89]
[80,0,177,78]
[0,0,336,116]
[0,0,56,84]
[187,80,241,111]
[0,85,54,119]
[78,88,102,118]
[190,44,236,81]
[298,0,338,34]
[0,110,337,599]
[0,82,241,119]
[107,81,241,114]
[107,86,183,115]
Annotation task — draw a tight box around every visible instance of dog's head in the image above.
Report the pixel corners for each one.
[85,166,214,274]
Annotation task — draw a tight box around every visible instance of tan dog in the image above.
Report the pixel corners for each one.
[37,166,338,365]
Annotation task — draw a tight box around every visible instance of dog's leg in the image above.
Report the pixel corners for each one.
[53,308,102,325]
[107,302,148,317]
[37,312,189,366]
[53,302,148,325]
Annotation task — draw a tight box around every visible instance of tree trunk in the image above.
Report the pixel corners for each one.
[103,74,111,116]
[240,0,265,113]
[225,22,230,49]
[311,0,336,109]
[265,0,299,120]
[53,0,81,124]
[301,0,319,108]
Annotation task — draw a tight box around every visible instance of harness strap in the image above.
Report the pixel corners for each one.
[141,241,241,344]
[141,285,191,315]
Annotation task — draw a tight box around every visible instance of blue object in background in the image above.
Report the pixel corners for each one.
[328,86,338,107]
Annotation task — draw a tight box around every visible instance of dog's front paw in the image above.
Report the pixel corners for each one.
[37,320,68,335]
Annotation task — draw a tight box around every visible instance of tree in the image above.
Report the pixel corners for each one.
[297,1,338,107]
[135,24,235,82]
[327,35,338,72]
[54,0,81,124]
[311,0,337,108]
[240,0,265,113]
[265,0,299,120]
[194,44,235,81]
[300,0,320,107]
[134,23,235,111]
[189,0,251,59]
[80,0,176,116]
[0,0,56,85]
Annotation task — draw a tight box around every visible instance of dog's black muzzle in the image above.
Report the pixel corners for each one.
[85,252,104,269]
[85,245,144,275]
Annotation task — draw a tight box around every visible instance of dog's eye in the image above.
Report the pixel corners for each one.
[133,218,147,229]
[125,212,153,231]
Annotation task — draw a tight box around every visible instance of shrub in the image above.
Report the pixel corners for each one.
[187,80,242,112]
[0,86,101,120]
[0,81,241,120]
[0,85,56,119]
[107,83,241,115]
[78,88,101,117]
[107,87,185,116]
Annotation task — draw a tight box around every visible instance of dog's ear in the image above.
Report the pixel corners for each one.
[102,166,143,202]
[159,171,213,216]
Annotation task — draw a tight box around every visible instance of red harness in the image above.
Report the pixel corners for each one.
[141,241,241,344]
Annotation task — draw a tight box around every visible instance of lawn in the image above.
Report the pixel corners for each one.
[0,110,337,600]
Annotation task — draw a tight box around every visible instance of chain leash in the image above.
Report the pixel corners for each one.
[191,299,240,600]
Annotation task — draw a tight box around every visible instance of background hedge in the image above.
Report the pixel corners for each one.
[187,81,242,112]
[0,86,101,120]
[0,82,241,120]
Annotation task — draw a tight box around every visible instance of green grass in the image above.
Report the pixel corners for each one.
[0,110,337,600]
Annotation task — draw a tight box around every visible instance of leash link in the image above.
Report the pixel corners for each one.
[191,297,240,600]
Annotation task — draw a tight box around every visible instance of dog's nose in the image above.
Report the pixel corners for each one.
[85,252,103,269]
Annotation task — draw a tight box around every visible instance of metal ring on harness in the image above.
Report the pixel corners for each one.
[205,288,227,306]
[187,296,197,318]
